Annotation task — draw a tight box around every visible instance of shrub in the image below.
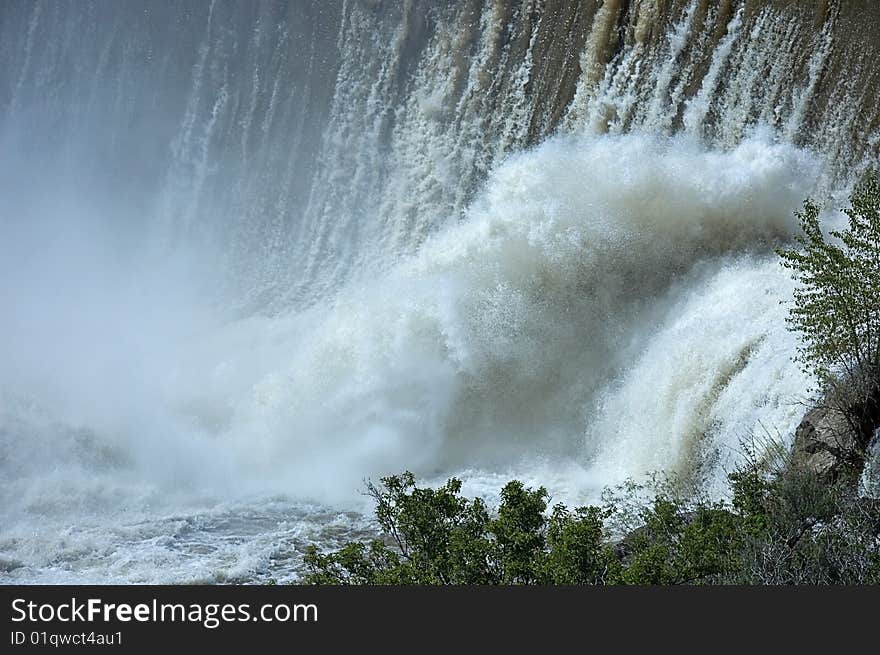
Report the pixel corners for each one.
[301,465,880,585]
[777,172,880,449]
[302,472,618,585]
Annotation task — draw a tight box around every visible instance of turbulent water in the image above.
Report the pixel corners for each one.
[1,0,879,583]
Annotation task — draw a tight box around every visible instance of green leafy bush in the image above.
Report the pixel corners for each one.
[303,472,619,585]
[777,173,880,447]
[301,464,880,585]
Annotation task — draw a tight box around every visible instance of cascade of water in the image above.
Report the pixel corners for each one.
[0,0,878,582]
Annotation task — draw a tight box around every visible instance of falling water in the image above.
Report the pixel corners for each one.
[1,0,878,582]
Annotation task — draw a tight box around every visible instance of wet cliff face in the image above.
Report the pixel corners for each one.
[2,1,877,310]
[560,0,879,164]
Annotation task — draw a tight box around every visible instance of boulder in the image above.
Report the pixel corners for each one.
[791,406,861,481]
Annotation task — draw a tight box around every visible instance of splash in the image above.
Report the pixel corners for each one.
[154,132,821,502]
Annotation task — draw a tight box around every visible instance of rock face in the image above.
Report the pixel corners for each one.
[791,406,861,481]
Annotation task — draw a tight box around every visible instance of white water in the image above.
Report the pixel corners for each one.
[1,0,877,583]
[1,130,822,582]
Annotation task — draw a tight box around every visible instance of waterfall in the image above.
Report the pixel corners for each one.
[0,0,877,582]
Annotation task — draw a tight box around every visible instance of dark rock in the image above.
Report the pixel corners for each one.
[791,406,861,481]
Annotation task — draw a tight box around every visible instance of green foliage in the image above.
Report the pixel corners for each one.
[541,504,619,584]
[733,466,880,584]
[302,472,619,585]
[777,173,880,442]
[304,472,496,584]
[729,465,771,532]
[490,481,550,583]
[613,497,742,585]
[301,463,880,585]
